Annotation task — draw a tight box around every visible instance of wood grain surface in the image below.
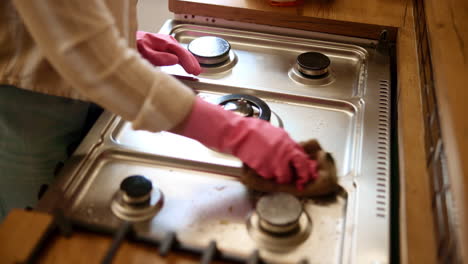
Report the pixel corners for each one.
[396,2,437,263]
[2,0,460,263]
[40,233,215,264]
[0,210,218,264]
[0,209,53,263]
[169,0,410,40]
[424,0,468,261]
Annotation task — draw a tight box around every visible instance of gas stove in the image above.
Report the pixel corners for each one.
[38,19,392,264]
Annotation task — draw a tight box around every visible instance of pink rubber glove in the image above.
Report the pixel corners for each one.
[136,31,201,75]
[180,97,319,189]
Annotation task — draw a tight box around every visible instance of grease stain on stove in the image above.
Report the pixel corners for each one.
[215,185,226,191]
[219,219,230,225]
[313,119,328,132]
[86,203,95,214]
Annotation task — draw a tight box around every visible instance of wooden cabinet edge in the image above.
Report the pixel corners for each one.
[169,0,398,41]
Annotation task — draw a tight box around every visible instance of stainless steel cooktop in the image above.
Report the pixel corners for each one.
[39,19,392,264]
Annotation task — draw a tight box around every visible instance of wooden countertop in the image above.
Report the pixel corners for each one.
[0,210,210,264]
[5,0,467,263]
[395,3,437,263]
[169,0,409,40]
[424,0,468,260]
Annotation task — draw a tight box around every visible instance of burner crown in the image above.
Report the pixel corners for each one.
[120,175,153,198]
[296,52,331,77]
[256,192,303,234]
[188,36,231,65]
[188,36,230,58]
[223,99,254,117]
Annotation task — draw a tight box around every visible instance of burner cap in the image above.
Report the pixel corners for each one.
[223,99,254,117]
[188,36,231,65]
[120,175,153,198]
[213,94,271,121]
[296,52,331,78]
[112,175,163,221]
[256,193,303,234]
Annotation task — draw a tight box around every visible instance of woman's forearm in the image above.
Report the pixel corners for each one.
[12,0,195,132]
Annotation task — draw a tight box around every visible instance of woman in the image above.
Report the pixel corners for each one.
[0,0,319,220]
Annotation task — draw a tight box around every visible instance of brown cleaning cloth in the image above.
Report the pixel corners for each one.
[240,139,340,197]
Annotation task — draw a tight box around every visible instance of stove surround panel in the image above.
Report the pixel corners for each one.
[162,22,368,100]
[38,19,393,264]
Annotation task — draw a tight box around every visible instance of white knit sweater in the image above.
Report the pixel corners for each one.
[0,0,195,132]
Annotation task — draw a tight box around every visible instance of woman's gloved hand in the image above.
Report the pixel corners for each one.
[178,97,318,189]
[136,31,201,75]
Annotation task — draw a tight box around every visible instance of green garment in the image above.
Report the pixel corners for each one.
[0,85,91,220]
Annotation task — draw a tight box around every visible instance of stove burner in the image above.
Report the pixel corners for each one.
[213,94,271,121]
[223,99,254,117]
[256,193,303,235]
[188,36,231,65]
[296,52,331,78]
[247,192,312,251]
[111,175,163,221]
[120,175,153,204]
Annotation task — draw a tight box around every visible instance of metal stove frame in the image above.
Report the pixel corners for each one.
[38,18,393,264]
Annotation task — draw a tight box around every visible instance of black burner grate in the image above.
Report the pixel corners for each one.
[20,209,313,264]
